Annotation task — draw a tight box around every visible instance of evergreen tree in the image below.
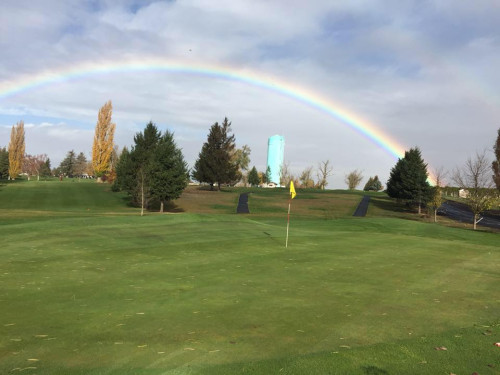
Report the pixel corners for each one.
[363,177,374,191]
[493,127,500,190]
[59,150,77,177]
[149,130,189,213]
[74,152,88,177]
[192,117,239,190]
[131,122,161,215]
[386,147,432,214]
[363,175,383,191]
[0,147,9,179]
[265,166,272,184]
[114,123,188,215]
[248,166,260,186]
[39,158,52,177]
[113,147,134,192]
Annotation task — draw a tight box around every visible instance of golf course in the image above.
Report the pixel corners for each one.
[0,179,499,374]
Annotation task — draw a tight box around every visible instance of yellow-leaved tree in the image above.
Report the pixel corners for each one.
[8,120,25,180]
[92,100,116,181]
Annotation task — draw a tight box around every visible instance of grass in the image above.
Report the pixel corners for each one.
[0,180,499,374]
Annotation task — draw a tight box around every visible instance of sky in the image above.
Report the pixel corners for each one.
[1,0,499,188]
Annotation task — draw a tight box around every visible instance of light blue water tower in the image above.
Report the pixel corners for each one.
[266,135,285,187]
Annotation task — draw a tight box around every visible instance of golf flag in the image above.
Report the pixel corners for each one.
[290,180,296,199]
[286,181,296,248]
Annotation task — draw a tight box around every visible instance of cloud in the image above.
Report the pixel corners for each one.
[1,1,499,187]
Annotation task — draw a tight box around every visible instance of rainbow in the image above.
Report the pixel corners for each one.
[0,58,434,181]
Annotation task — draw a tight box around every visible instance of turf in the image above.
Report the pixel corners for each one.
[0,180,499,374]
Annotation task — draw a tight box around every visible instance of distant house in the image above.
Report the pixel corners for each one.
[263,182,279,188]
[459,189,469,198]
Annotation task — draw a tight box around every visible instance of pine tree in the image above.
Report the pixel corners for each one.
[363,177,374,191]
[74,152,88,177]
[149,130,189,213]
[39,158,52,177]
[8,121,25,180]
[493,127,500,190]
[92,100,116,179]
[113,147,134,192]
[131,122,161,215]
[192,117,239,190]
[364,175,383,191]
[114,122,188,215]
[59,150,76,177]
[0,147,9,179]
[386,147,432,214]
[265,166,272,184]
[248,166,260,186]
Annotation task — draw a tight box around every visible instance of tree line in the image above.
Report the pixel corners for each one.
[385,143,500,230]
[1,101,117,181]
[2,100,499,223]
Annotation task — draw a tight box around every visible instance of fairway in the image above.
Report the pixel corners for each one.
[0,181,499,374]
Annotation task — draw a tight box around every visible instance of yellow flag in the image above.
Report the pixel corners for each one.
[289,180,296,199]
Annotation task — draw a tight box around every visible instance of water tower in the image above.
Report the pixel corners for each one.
[266,135,285,187]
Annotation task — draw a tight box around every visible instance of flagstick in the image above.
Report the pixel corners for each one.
[285,198,291,248]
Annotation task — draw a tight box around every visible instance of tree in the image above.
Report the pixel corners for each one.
[363,175,383,191]
[23,154,48,180]
[248,166,260,187]
[0,147,10,179]
[299,166,315,188]
[192,117,239,190]
[113,147,134,192]
[316,160,333,190]
[279,161,293,187]
[149,130,189,213]
[74,152,88,177]
[8,120,25,180]
[232,145,251,185]
[107,145,120,183]
[386,147,432,214]
[114,122,188,215]
[259,166,272,185]
[493,127,500,190]
[429,167,447,223]
[453,151,499,230]
[39,158,52,177]
[92,100,116,180]
[131,122,161,215]
[261,166,272,184]
[59,150,76,177]
[345,169,363,190]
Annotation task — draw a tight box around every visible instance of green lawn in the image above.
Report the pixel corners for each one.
[0,180,498,374]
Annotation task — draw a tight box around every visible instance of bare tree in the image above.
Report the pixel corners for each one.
[429,167,447,223]
[280,161,293,187]
[231,145,251,185]
[345,169,363,190]
[452,151,499,230]
[23,154,47,181]
[316,160,333,190]
[299,166,315,188]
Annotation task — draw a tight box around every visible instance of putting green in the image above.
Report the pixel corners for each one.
[0,180,498,374]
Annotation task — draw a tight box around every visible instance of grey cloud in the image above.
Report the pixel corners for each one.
[1,1,499,187]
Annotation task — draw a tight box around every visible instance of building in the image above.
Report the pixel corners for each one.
[266,135,285,187]
[459,189,469,198]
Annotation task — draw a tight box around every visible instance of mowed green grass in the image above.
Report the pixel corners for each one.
[0,180,499,374]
